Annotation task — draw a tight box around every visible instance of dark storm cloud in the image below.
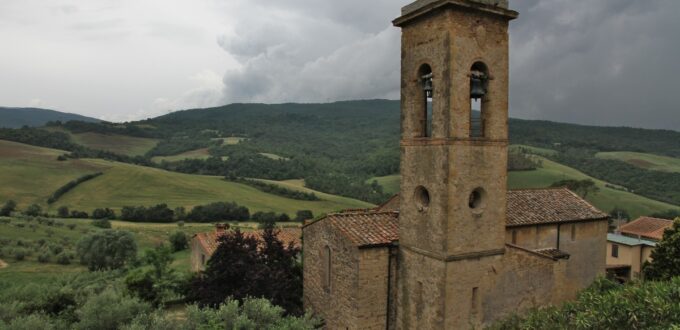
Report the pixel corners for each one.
[218,0,679,130]
[509,0,680,129]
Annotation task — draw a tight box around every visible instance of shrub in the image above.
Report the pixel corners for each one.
[50,244,64,255]
[0,200,16,217]
[14,249,26,261]
[67,223,77,230]
[489,277,680,329]
[70,210,89,219]
[76,230,137,271]
[38,252,51,263]
[57,206,70,218]
[294,210,314,222]
[75,288,151,330]
[177,220,185,228]
[24,204,42,217]
[56,253,71,265]
[92,208,116,220]
[92,219,112,229]
[168,232,188,252]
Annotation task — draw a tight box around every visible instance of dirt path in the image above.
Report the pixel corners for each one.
[0,259,7,269]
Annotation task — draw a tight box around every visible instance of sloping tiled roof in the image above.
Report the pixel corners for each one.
[534,248,570,259]
[619,217,673,241]
[194,228,301,256]
[307,188,607,248]
[506,188,608,227]
[325,211,399,248]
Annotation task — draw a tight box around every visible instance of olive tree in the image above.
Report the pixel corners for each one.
[76,230,137,271]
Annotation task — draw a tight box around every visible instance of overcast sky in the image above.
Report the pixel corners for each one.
[1,0,678,129]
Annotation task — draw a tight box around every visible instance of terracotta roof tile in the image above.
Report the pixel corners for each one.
[326,211,399,248]
[506,188,608,227]
[307,189,608,249]
[619,217,673,241]
[194,228,301,256]
[534,248,570,259]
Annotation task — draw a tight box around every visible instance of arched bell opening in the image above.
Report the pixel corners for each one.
[470,62,489,138]
[417,64,433,138]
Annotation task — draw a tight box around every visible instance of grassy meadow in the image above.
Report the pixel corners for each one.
[596,151,680,173]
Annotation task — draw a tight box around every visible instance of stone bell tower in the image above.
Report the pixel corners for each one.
[393,0,517,329]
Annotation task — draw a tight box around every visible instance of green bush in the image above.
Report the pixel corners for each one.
[0,200,16,217]
[24,204,42,217]
[13,249,26,261]
[168,232,188,252]
[76,230,137,271]
[489,277,680,329]
[37,253,50,263]
[67,223,77,230]
[56,253,71,265]
[91,219,112,229]
[75,289,151,330]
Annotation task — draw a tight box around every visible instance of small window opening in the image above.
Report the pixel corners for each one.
[570,224,576,241]
[611,244,619,258]
[414,186,430,212]
[511,230,517,244]
[470,62,488,138]
[323,246,331,292]
[418,64,433,137]
[416,281,424,317]
[201,254,206,266]
[471,287,480,315]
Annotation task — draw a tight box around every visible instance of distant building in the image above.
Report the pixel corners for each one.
[190,224,301,272]
[302,0,609,328]
[607,216,673,281]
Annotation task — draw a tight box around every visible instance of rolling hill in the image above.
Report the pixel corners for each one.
[0,107,100,128]
[596,151,680,173]
[0,139,373,216]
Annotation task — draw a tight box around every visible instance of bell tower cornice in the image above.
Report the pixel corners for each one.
[393,0,518,27]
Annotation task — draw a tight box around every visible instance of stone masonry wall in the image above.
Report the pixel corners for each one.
[303,221,359,329]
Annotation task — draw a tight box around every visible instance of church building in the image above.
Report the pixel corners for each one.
[302,1,609,329]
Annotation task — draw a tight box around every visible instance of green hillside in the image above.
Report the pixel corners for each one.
[0,107,100,128]
[0,139,372,216]
[371,156,679,219]
[596,151,680,173]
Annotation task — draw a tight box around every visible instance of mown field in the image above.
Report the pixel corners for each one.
[596,151,680,173]
[0,139,373,216]
[371,153,680,219]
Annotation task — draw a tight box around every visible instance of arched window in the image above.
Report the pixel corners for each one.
[418,64,433,137]
[323,245,331,292]
[470,62,489,138]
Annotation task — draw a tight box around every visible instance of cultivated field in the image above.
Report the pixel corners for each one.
[43,127,159,156]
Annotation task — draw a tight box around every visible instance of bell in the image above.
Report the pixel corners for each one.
[470,75,486,100]
[422,73,433,98]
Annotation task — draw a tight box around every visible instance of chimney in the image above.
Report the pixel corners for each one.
[215,223,229,235]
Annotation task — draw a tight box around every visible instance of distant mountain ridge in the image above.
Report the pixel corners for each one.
[0,107,100,128]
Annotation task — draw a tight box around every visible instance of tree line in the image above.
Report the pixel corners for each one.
[47,172,103,204]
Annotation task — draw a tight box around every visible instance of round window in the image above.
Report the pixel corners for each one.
[414,186,430,212]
